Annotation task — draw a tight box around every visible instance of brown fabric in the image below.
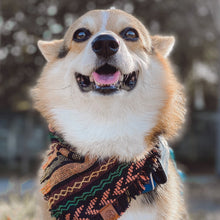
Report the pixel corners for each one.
[100,204,119,220]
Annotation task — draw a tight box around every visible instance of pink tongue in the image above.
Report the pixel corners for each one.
[92,71,120,85]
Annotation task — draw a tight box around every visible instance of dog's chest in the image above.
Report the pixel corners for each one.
[119,197,157,220]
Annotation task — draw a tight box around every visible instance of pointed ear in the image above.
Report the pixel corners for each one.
[37,39,64,62]
[151,36,175,57]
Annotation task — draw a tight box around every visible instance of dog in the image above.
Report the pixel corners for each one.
[32,9,187,220]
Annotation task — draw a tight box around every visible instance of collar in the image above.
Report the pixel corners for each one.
[41,132,169,220]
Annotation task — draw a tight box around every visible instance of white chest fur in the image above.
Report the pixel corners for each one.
[51,107,157,160]
[119,196,157,220]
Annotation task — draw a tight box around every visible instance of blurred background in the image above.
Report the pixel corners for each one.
[0,0,220,219]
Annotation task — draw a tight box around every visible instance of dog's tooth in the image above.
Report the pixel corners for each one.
[94,79,99,85]
[97,82,101,86]
[90,75,94,82]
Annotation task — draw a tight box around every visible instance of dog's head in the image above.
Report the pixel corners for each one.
[33,9,185,159]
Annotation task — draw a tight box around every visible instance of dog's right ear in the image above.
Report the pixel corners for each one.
[37,39,64,62]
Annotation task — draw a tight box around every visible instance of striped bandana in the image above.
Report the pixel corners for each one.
[41,132,167,220]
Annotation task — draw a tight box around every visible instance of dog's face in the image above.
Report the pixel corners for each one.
[33,9,185,159]
[64,9,152,95]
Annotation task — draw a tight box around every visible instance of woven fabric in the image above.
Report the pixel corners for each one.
[41,133,163,220]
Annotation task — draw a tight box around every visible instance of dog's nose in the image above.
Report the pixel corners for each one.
[92,34,119,58]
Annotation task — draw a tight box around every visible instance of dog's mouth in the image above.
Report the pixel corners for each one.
[75,64,139,94]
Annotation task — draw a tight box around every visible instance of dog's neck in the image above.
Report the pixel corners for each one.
[51,107,160,161]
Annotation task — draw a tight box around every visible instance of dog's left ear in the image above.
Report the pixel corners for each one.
[151,36,175,57]
[37,39,64,62]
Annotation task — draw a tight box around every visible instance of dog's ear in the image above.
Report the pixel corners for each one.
[37,39,64,62]
[151,36,175,57]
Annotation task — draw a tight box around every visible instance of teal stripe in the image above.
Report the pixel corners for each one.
[49,132,64,143]
[52,163,128,217]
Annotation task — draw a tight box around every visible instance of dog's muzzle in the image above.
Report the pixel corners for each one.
[75,34,139,95]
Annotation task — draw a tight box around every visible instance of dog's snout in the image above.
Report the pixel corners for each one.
[92,34,119,58]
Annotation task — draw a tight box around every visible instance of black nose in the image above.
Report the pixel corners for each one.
[92,34,119,58]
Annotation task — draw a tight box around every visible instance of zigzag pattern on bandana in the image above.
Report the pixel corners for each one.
[41,132,163,220]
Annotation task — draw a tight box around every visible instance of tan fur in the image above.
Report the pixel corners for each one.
[38,39,64,62]
[33,9,187,220]
[151,36,175,57]
[155,161,187,220]
[145,51,186,146]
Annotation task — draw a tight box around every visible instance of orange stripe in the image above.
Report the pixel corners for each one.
[42,155,96,194]
[42,144,58,170]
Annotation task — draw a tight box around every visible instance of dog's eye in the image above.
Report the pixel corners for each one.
[73,28,91,42]
[120,27,139,41]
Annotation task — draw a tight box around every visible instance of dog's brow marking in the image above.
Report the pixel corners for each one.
[83,16,95,28]
[100,11,109,31]
[58,45,69,59]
